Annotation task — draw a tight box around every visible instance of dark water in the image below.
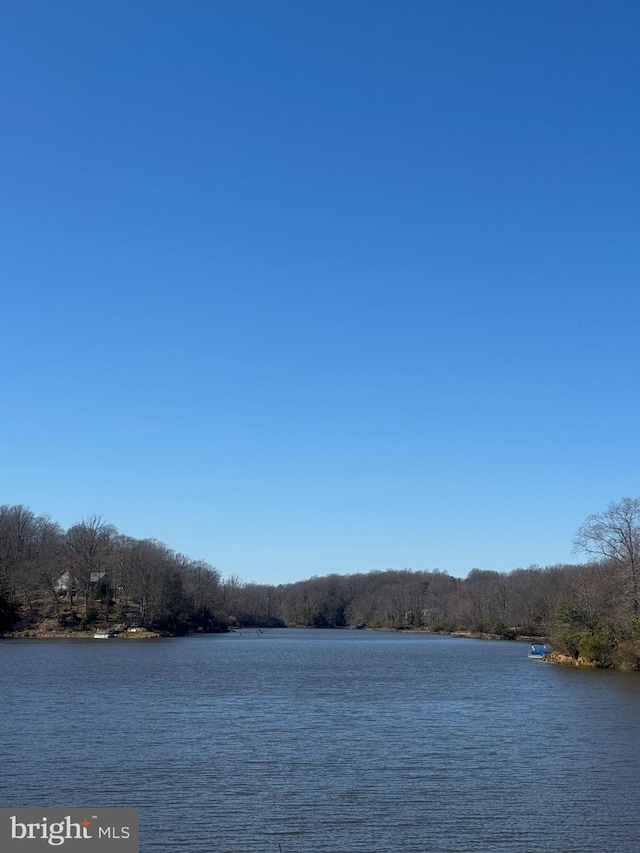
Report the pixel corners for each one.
[1,629,640,852]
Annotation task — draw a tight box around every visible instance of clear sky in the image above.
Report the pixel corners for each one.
[2,1,639,585]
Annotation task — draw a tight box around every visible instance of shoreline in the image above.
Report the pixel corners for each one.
[3,627,163,640]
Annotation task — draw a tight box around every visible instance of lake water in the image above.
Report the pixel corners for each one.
[1,629,640,852]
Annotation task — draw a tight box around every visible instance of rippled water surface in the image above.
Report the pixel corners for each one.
[2,629,640,852]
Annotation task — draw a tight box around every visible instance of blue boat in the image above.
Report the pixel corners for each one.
[528,643,548,659]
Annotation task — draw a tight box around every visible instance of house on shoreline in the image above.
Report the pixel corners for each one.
[53,570,108,596]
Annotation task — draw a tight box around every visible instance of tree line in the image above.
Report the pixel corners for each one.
[2,499,640,668]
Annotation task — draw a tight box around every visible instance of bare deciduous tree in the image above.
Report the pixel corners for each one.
[66,516,117,611]
[574,497,640,616]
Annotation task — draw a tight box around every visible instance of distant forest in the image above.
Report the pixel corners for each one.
[1,499,640,669]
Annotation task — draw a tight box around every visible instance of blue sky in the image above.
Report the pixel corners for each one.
[2,1,639,584]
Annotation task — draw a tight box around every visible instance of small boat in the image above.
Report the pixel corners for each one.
[528,643,548,659]
[93,629,113,639]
